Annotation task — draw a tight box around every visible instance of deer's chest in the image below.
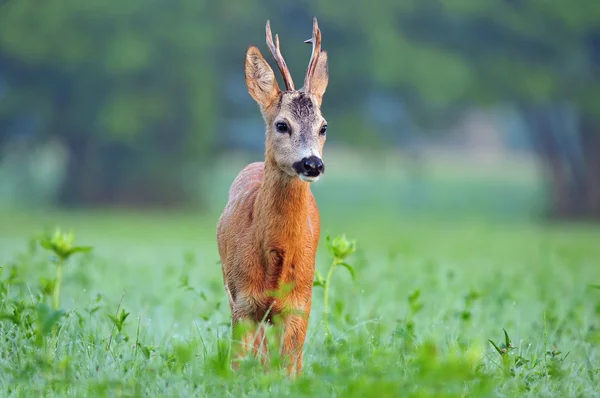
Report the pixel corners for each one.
[263,242,316,290]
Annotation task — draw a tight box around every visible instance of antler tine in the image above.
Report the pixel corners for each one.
[303,17,322,92]
[265,20,295,91]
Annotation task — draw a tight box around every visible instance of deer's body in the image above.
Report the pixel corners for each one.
[216,160,320,366]
[216,18,329,375]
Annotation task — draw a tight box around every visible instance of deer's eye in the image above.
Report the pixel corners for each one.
[275,122,290,134]
[319,124,327,136]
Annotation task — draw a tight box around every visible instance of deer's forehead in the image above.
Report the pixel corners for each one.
[277,92,320,123]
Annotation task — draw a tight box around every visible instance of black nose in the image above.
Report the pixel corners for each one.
[303,156,324,176]
[293,156,324,177]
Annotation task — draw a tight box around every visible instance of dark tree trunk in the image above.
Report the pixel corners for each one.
[579,29,600,219]
[0,118,9,158]
[523,106,575,219]
[580,116,600,219]
[523,106,600,221]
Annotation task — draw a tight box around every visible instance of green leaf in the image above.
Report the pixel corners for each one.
[63,246,93,260]
[338,262,356,282]
[179,274,190,288]
[313,280,325,288]
[503,328,511,348]
[313,269,325,288]
[0,313,19,325]
[40,240,54,251]
[39,278,56,297]
[108,308,130,332]
[315,269,324,281]
[42,309,65,336]
[488,339,504,356]
[70,246,93,254]
[35,303,65,346]
[408,289,421,304]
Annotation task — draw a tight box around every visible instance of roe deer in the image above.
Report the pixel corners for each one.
[216,17,329,375]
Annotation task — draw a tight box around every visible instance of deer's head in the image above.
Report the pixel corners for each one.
[245,17,329,182]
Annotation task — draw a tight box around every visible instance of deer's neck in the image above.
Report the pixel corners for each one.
[254,159,312,249]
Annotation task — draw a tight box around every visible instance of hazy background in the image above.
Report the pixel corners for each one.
[1,0,599,225]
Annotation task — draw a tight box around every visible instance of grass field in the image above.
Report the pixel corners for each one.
[1,157,599,396]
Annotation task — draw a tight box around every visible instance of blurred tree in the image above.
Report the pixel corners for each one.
[431,0,600,219]
[314,0,600,219]
[0,0,218,207]
[1,0,599,218]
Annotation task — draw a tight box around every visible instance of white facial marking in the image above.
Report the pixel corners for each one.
[297,146,319,161]
[299,174,320,183]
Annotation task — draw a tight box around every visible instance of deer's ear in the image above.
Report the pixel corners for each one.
[310,50,328,106]
[245,46,281,108]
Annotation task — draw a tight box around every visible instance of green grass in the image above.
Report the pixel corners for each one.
[1,209,599,397]
[0,158,598,396]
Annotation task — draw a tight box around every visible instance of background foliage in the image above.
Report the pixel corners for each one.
[1,0,599,218]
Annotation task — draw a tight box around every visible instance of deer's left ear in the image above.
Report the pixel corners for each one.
[245,46,281,109]
[309,50,328,106]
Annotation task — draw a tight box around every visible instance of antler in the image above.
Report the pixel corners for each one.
[266,20,295,91]
[302,17,322,93]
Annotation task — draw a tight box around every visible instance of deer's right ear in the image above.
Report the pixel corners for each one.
[245,46,281,108]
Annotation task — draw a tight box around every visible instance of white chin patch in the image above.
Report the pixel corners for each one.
[299,174,320,183]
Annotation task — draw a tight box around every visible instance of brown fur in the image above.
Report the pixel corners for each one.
[216,18,329,375]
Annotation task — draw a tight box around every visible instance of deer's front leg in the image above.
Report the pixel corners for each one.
[231,319,271,373]
[231,296,269,370]
[280,297,312,376]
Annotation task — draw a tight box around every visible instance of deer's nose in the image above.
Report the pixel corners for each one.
[298,156,324,177]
